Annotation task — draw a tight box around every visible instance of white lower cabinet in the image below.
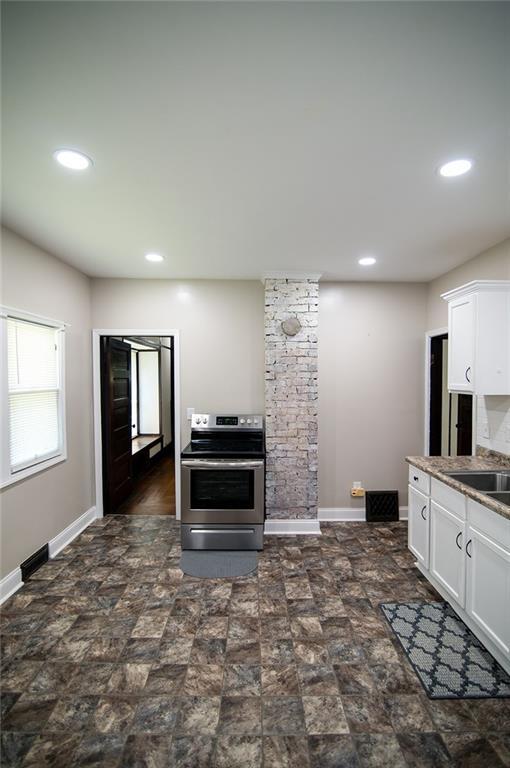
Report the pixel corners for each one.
[465,524,510,657]
[408,485,430,569]
[407,467,510,672]
[430,501,466,606]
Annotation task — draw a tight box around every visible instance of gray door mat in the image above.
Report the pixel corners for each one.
[180,550,258,578]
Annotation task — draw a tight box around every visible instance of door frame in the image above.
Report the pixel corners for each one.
[424,327,476,457]
[93,328,181,519]
[424,327,448,455]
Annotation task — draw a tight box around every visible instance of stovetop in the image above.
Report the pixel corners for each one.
[181,414,265,460]
[181,436,265,460]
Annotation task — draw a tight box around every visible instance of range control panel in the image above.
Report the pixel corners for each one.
[191,414,264,429]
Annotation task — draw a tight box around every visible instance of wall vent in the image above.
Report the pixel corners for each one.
[21,543,49,581]
[365,491,399,522]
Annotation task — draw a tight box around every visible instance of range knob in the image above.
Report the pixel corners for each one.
[240,418,246,424]
[254,419,259,424]
[247,419,252,424]
[196,417,202,424]
[203,418,208,424]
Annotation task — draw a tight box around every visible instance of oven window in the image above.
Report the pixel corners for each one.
[190,469,254,510]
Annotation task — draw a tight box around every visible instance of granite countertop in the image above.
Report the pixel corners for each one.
[405,450,510,522]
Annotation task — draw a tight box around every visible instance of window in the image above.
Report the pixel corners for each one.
[1,308,66,487]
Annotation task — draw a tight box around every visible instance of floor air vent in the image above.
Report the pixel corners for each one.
[365,490,399,522]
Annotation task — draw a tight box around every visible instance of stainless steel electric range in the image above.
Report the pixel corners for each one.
[180,414,265,550]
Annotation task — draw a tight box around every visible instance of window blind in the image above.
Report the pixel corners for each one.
[7,318,62,472]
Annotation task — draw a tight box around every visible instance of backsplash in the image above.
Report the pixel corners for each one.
[476,396,510,456]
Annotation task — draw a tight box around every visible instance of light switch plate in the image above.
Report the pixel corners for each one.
[187,407,195,420]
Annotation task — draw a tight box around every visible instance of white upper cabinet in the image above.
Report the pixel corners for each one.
[442,281,510,395]
[447,293,476,392]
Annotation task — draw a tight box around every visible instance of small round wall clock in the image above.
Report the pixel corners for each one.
[281,317,301,336]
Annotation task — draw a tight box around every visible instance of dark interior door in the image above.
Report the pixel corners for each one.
[456,394,473,456]
[101,337,133,513]
[429,333,448,456]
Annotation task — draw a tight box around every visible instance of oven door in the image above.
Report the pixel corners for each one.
[181,459,264,524]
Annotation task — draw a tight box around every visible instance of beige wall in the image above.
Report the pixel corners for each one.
[427,238,510,330]
[91,279,265,445]
[0,227,94,579]
[319,283,427,509]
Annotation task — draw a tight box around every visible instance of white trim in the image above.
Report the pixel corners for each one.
[441,280,510,302]
[264,519,322,535]
[48,505,98,558]
[0,567,23,605]
[0,304,70,328]
[318,506,408,522]
[92,329,181,520]
[261,272,322,282]
[424,327,448,455]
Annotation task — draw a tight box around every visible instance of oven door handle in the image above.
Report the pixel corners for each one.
[181,459,264,469]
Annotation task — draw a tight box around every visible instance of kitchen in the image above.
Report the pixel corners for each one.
[1,2,510,766]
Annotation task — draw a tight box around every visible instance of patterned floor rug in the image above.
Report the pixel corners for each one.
[380,601,510,699]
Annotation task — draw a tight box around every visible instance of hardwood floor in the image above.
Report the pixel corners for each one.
[116,454,176,516]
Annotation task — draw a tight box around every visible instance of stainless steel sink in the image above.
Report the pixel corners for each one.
[445,471,510,493]
[485,491,510,506]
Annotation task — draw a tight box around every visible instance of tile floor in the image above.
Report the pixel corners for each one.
[1,517,510,767]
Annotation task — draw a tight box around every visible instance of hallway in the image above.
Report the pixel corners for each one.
[116,455,175,516]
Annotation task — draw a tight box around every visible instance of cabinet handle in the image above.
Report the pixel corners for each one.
[466,539,472,558]
[465,366,471,383]
[413,475,419,482]
[455,532,462,550]
[421,505,427,520]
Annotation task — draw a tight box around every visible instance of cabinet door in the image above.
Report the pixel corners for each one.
[408,485,430,569]
[465,525,510,657]
[448,294,475,392]
[430,501,466,606]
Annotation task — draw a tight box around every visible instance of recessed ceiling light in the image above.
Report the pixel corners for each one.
[145,253,165,263]
[358,256,377,266]
[438,159,473,178]
[53,148,92,171]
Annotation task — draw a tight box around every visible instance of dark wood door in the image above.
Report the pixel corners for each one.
[101,338,133,513]
[456,394,473,456]
[429,333,448,456]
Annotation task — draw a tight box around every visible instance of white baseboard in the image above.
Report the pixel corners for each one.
[318,506,408,522]
[264,519,322,535]
[0,567,23,604]
[48,505,98,558]
[1,505,98,605]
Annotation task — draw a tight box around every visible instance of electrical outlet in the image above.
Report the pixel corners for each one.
[482,422,490,439]
[352,481,362,489]
[505,424,510,443]
[351,487,365,498]
[187,407,195,420]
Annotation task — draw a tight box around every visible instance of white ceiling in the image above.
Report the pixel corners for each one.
[2,2,509,281]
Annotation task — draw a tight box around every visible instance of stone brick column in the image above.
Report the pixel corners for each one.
[264,277,319,520]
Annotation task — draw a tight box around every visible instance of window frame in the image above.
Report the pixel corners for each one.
[0,306,67,489]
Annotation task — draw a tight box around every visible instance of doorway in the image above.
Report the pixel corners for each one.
[426,330,474,456]
[92,329,181,519]
[100,336,175,515]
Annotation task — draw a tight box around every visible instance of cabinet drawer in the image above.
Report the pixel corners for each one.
[431,478,467,520]
[468,498,510,550]
[409,466,430,496]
